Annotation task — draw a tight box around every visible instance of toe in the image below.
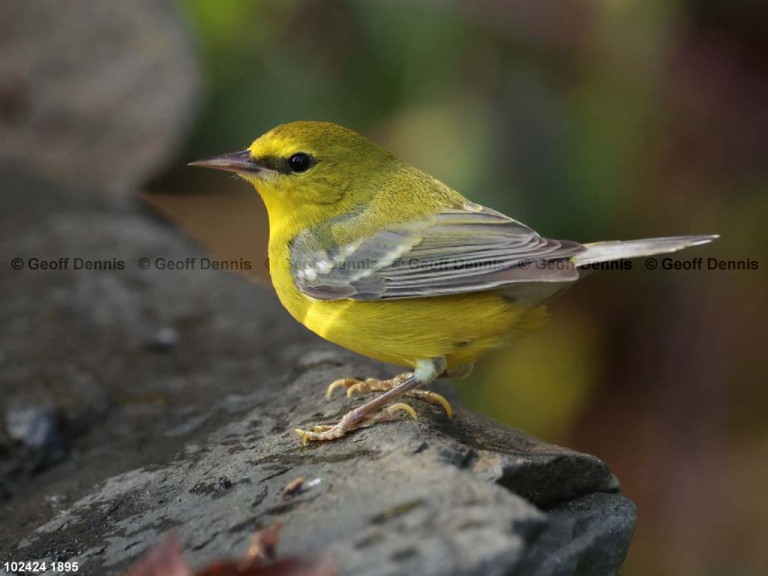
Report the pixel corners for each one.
[383,402,418,421]
[294,428,311,446]
[325,378,358,400]
[346,382,363,397]
[424,392,453,418]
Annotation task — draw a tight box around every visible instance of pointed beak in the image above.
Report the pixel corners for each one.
[188,150,265,174]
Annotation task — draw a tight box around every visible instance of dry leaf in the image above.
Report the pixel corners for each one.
[124,531,192,576]
[125,524,336,576]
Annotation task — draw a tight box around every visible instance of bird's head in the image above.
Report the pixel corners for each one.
[190,121,397,227]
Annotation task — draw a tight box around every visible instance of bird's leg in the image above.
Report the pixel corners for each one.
[326,372,453,417]
[296,358,445,444]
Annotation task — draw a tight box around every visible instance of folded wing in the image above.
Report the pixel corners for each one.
[290,206,585,301]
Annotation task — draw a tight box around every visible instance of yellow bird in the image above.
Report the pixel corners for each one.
[190,121,717,443]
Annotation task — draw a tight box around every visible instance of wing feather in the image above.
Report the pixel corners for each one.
[290,206,584,301]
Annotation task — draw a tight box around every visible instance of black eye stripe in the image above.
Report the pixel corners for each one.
[249,156,283,172]
[250,154,314,174]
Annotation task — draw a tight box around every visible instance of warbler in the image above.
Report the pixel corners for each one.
[190,121,717,444]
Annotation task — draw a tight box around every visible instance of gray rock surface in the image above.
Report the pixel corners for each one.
[0,173,635,575]
[0,1,199,195]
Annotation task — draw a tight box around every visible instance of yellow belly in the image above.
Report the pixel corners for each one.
[280,282,548,369]
[268,233,548,369]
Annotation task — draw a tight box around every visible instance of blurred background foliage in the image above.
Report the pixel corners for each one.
[147,1,767,574]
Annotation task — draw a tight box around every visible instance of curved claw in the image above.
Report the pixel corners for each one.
[346,382,363,398]
[294,428,311,446]
[325,378,358,400]
[422,392,453,418]
[384,402,418,422]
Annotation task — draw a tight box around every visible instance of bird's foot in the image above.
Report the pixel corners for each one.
[326,374,452,417]
[296,359,445,444]
[325,373,409,398]
[294,402,417,445]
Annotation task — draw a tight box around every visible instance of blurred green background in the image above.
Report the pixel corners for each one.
[150,1,767,574]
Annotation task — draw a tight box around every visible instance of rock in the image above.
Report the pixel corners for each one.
[515,492,637,576]
[0,0,200,195]
[8,375,635,576]
[0,173,636,575]
[0,169,312,546]
[143,327,179,353]
[4,402,68,475]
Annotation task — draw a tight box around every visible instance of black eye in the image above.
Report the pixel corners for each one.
[288,153,312,173]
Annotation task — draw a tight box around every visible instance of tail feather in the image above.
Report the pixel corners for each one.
[572,235,718,267]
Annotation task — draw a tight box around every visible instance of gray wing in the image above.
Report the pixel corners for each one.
[290,206,585,301]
